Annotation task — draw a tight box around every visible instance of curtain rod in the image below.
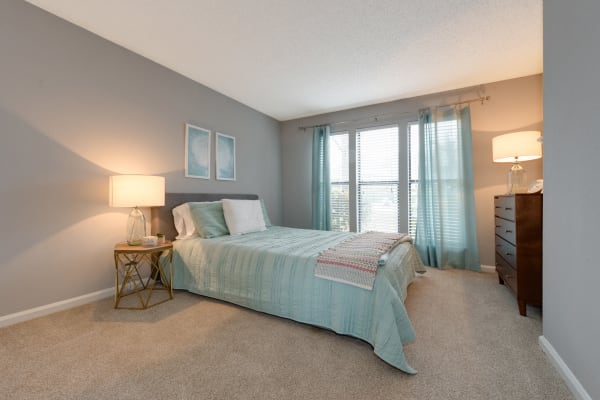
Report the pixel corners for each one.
[298,95,490,131]
[435,95,490,109]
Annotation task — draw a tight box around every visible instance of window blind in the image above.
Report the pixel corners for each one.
[420,118,464,248]
[408,123,419,238]
[356,126,400,233]
[329,132,350,231]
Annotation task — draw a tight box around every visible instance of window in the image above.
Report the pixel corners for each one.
[329,124,405,234]
[357,126,400,233]
[329,132,350,231]
[407,122,419,238]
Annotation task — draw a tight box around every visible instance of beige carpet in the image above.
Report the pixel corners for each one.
[0,268,572,400]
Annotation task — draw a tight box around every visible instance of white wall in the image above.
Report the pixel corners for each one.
[543,1,600,398]
[281,75,543,267]
[0,0,282,318]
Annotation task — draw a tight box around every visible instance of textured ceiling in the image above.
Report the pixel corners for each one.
[26,0,542,121]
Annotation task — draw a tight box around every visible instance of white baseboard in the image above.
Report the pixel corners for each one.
[480,264,496,273]
[0,287,114,328]
[539,336,592,400]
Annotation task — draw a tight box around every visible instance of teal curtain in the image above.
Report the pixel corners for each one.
[415,106,480,271]
[312,125,331,230]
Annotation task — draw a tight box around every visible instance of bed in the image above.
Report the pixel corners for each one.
[151,193,425,374]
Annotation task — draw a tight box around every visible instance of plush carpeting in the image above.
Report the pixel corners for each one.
[0,267,573,400]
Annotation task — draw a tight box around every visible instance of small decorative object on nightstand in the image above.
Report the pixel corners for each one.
[494,193,542,316]
[113,241,174,309]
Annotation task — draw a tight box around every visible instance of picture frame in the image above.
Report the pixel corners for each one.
[216,132,236,181]
[185,123,211,179]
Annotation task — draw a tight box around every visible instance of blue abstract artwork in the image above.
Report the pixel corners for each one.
[216,132,236,181]
[185,124,211,179]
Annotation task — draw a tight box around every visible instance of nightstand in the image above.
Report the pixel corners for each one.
[113,241,174,309]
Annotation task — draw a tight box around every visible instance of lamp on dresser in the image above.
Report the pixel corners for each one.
[109,175,165,246]
[492,131,542,194]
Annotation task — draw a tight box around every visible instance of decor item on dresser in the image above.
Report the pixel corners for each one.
[109,175,165,246]
[494,193,542,316]
[151,193,426,374]
[216,132,236,181]
[492,131,542,194]
[185,123,211,179]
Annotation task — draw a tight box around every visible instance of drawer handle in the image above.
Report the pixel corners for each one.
[504,207,513,211]
[505,252,513,257]
[505,230,513,233]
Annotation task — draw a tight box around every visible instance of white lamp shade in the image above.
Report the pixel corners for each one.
[492,131,542,163]
[109,175,165,207]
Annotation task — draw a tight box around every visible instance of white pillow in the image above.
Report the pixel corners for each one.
[172,203,197,239]
[222,199,267,235]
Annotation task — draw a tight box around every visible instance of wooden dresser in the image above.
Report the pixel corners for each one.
[494,193,543,316]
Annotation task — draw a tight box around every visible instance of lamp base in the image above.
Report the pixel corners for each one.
[126,207,146,246]
[507,162,528,194]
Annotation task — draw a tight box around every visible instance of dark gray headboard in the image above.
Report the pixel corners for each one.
[151,193,259,240]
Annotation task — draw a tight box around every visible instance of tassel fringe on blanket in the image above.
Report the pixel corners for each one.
[315,231,412,290]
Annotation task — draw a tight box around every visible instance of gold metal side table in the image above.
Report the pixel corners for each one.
[113,241,173,310]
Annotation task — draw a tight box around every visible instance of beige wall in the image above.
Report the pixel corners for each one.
[471,75,543,266]
[281,74,543,267]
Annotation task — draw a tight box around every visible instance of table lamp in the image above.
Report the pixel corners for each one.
[492,131,542,194]
[109,175,165,245]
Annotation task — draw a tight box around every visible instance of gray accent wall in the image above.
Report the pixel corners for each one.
[0,0,281,317]
[544,1,599,398]
[281,75,543,267]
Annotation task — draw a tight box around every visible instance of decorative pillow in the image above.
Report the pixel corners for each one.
[188,201,230,238]
[260,198,272,227]
[222,199,267,235]
[172,203,197,239]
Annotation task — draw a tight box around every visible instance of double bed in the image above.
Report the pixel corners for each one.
[152,193,425,374]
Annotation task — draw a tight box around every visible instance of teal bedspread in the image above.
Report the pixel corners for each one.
[171,226,425,374]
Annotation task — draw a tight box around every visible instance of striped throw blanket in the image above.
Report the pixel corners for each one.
[315,232,412,290]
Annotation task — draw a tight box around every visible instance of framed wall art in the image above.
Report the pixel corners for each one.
[185,123,211,179]
[216,132,236,181]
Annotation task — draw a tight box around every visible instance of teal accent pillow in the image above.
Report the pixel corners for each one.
[188,202,229,238]
[260,199,272,227]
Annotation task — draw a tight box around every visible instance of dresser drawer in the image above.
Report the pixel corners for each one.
[495,235,516,267]
[494,196,515,221]
[495,217,516,244]
[496,253,517,292]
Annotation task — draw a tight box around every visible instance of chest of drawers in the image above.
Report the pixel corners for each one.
[494,194,542,316]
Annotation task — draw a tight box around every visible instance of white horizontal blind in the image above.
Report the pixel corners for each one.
[329,132,350,231]
[427,118,463,247]
[356,126,400,233]
[408,122,419,239]
[425,115,464,247]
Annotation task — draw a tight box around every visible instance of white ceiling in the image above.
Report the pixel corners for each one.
[26,0,542,121]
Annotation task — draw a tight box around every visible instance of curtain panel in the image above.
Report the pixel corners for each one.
[312,125,331,230]
[414,106,480,271]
